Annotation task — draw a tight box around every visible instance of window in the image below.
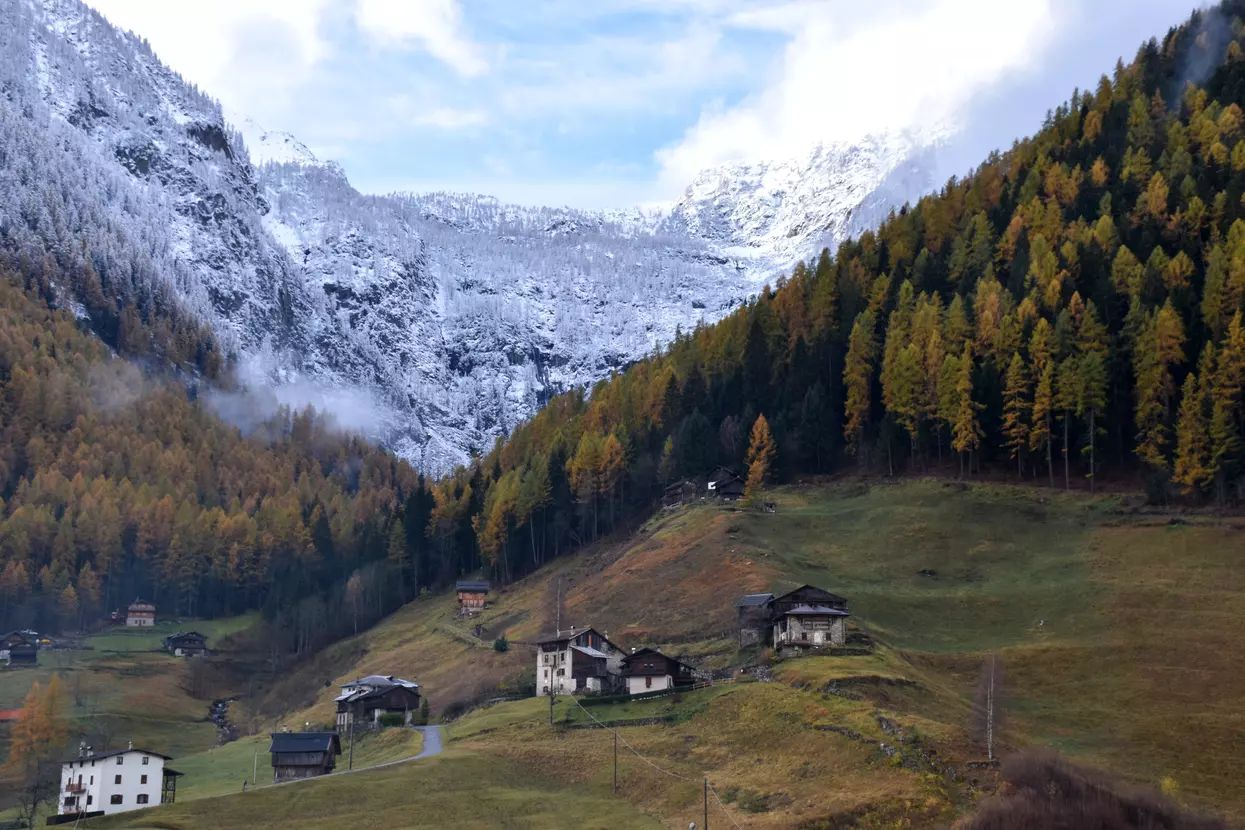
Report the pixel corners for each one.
[87,796,93,806]
[645,676,652,688]
[141,775,148,784]
[142,756,149,765]
[90,776,93,785]
[115,775,122,785]
[137,794,149,804]
[117,757,124,765]
[110,795,123,805]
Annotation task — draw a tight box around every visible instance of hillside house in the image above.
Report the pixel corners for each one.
[126,599,155,627]
[0,630,38,666]
[663,479,698,508]
[52,744,181,823]
[335,675,421,730]
[733,593,774,647]
[620,648,696,695]
[163,632,207,657]
[269,732,341,782]
[455,580,490,612]
[706,467,745,500]
[536,626,625,695]
[773,604,849,649]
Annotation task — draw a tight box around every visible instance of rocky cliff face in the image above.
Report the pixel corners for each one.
[0,0,939,472]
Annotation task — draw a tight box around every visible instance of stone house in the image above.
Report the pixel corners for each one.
[535,626,625,695]
[733,593,774,647]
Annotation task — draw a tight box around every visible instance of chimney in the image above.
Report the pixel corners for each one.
[127,740,132,751]
[78,741,86,758]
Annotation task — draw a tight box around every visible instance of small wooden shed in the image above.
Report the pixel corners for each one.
[269,732,341,782]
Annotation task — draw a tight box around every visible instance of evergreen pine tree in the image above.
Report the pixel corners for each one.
[1001,353,1031,477]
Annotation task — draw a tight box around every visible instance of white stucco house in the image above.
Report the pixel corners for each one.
[535,626,625,695]
[620,648,697,695]
[54,744,181,822]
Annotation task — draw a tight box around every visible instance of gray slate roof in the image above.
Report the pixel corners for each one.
[734,593,774,607]
[456,580,491,592]
[778,604,850,617]
[269,732,341,755]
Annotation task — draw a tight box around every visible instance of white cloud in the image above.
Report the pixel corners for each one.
[656,0,1060,187]
[84,0,332,116]
[355,0,488,77]
[412,107,490,129]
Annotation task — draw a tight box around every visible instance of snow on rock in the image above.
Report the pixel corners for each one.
[0,0,941,473]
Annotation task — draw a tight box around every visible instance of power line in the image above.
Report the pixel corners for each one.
[569,697,745,828]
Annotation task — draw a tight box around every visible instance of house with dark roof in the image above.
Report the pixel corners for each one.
[334,675,421,730]
[706,466,746,500]
[620,648,697,695]
[269,732,341,782]
[0,630,38,666]
[732,585,851,652]
[535,626,625,695]
[455,580,491,612]
[733,593,774,647]
[163,632,207,657]
[663,479,698,508]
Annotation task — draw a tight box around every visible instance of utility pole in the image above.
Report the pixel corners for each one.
[986,653,995,762]
[703,779,709,830]
[549,690,554,727]
[613,730,618,794]
[348,715,355,770]
[252,751,257,788]
[555,577,561,636]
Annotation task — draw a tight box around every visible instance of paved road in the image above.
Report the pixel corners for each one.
[345,724,444,773]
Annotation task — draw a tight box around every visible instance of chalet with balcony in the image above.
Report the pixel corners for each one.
[334,675,421,730]
[52,743,181,824]
[620,648,697,695]
[269,732,341,782]
[125,599,155,627]
[535,626,625,695]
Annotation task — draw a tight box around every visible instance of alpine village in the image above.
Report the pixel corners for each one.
[1,1,1245,828]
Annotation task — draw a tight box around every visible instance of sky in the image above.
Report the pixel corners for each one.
[84,0,1203,209]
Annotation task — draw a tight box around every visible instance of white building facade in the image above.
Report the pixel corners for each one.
[57,746,178,819]
[536,627,625,696]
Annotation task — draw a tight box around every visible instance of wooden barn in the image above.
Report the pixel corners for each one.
[706,467,745,500]
[455,580,491,612]
[268,732,341,782]
[335,675,421,730]
[0,630,37,666]
[163,632,207,657]
[662,479,698,508]
[733,593,774,647]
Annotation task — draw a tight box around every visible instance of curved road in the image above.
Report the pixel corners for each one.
[344,724,444,774]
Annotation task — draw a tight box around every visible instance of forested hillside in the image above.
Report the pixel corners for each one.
[0,260,433,647]
[439,4,1245,585]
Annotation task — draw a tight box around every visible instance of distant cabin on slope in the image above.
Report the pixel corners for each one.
[269,732,341,782]
[163,632,207,657]
[663,479,698,508]
[535,627,625,695]
[0,630,38,666]
[335,675,421,730]
[733,584,851,653]
[455,580,491,612]
[126,599,155,627]
[706,467,745,500]
[733,593,774,647]
[620,648,696,695]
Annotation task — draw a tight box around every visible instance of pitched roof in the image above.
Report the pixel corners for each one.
[455,580,491,592]
[621,647,694,675]
[0,630,37,646]
[165,631,206,642]
[772,584,848,606]
[534,627,620,652]
[58,748,173,764]
[778,604,850,617]
[342,675,419,690]
[269,732,341,755]
[734,593,774,608]
[570,645,608,659]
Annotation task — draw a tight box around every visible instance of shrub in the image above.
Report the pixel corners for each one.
[417,698,430,726]
[377,712,406,728]
[492,636,509,652]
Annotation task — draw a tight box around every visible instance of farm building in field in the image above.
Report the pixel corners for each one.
[535,626,625,695]
[662,479,698,508]
[0,629,38,666]
[51,744,182,823]
[126,599,155,627]
[620,648,696,695]
[706,467,745,500]
[733,593,774,647]
[732,584,851,653]
[269,732,341,782]
[335,675,421,730]
[163,632,207,657]
[455,580,491,612]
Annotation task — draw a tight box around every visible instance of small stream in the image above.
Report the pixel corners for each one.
[210,696,239,746]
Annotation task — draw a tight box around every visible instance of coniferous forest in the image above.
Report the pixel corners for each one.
[2,4,1245,654]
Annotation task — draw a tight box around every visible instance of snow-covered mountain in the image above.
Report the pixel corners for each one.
[0,0,940,472]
